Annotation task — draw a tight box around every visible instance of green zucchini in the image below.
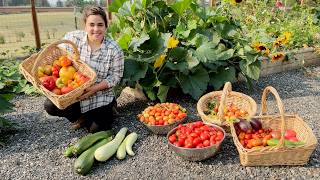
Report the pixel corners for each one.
[64,145,75,157]
[73,130,113,155]
[116,135,129,160]
[125,132,138,156]
[74,136,113,175]
[94,127,128,162]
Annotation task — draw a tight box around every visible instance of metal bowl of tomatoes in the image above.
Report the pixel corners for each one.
[137,103,187,135]
[167,121,225,161]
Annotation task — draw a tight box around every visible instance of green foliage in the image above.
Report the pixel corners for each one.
[0,59,38,95]
[0,59,38,146]
[0,34,5,44]
[222,0,320,50]
[0,94,16,147]
[108,0,261,102]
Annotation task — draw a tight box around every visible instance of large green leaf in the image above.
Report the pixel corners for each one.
[158,68,178,87]
[179,65,209,99]
[123,59,148,83]
[117,33,132,50]
[109,0,128,12]
[239,60,261,80]
[134,0,147,10]
[169,47,188,62]
[170,0,192,16]
[144,87,156,101]
[174,22,191,39]
[188,33,209,48]
[140,67,157,88]
[215,23,239,39]
[209,66,236,90]
[0,95,14,113]
[196,42,234,63]
[129,33,150,52]
[166,61,188,73]
[118,1,136,16]
[157,85,170,102]
[186,50,199,69]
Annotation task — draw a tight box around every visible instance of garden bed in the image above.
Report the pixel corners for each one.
[260,47,320,77]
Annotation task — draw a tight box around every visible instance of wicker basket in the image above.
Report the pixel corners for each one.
[230,86,318,166]
[19,39,97,109]
[197,82,257,131]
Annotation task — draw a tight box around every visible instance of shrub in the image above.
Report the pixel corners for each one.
[108,0,262,102]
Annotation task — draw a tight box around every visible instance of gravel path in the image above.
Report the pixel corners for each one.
[1,67,319,180]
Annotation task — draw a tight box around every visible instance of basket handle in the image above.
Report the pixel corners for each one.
[31,39,80,78]
[260,86,286,149]
[217,82,232,121]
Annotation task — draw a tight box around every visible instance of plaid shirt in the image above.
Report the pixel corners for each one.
[63,30,124,113]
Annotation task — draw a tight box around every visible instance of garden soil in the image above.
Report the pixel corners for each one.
[0,67,319,179]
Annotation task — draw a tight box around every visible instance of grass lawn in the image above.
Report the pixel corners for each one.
[0,11,82,59]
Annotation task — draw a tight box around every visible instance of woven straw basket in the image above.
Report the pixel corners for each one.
[19,39,97,109]
[230,86,317,166]
[197,82,257,131]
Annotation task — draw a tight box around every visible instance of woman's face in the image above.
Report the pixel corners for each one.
[85,15,106,43]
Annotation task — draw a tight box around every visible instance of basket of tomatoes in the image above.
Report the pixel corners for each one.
[167,121,225,161]
[230,86,317,166]
[137,102,187,135]
[197,82,257,132]
[19,40,96,109]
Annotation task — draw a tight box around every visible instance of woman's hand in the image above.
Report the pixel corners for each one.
[77,80,109,101]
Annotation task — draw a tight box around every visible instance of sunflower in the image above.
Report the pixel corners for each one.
[231,0,244,5]
[282,31,292,44]
[154,54,167,69]
[167,37,179,49]
[273,38,284,48]
[271,52,286,62]
[252,42,270,56]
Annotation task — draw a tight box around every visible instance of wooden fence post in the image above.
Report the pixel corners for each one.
[106,0,112,21]
[31,0,41,50]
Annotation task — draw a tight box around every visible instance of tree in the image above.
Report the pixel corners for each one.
[56,0,64,7]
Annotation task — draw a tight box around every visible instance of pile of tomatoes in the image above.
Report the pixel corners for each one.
[168,121,224,148]
[207,99,248,122]
[237,128,273,149]
[137,103,187,126]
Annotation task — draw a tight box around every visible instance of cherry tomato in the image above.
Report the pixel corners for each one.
[169,134,177,143]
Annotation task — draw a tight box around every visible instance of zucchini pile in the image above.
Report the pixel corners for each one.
[64,127,138,175]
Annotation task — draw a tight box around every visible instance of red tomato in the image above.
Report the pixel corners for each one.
[194,121,204,127]
[203,140,210,147]
[200,132,209,141]
[174,141,183,147]
[190,132,198,138]
[285,129,297,139]
[196,143,204,148]
[169,134,177,143]
[271,130,281,139]
[192,137,202,146]
[287,136,299,142]
[210,141,216,146]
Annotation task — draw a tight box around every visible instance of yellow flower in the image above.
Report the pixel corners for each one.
[282,31,291,44]
[154,54,167,68]
[273,38,284,48]
[252,42,270,56]
[167,37,179,49]
[274,32,292,48]
[231,0,243,5]
[271,52,286,62]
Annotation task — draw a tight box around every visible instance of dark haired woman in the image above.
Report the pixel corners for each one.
[44,5,124,133]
